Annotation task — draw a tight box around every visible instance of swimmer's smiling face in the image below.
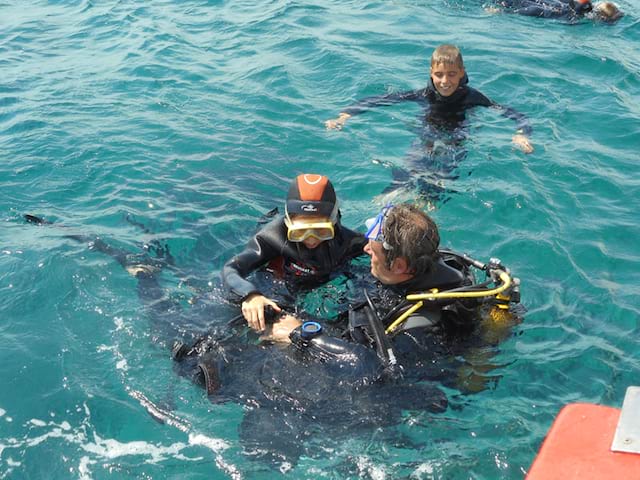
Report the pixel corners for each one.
[430,62,465,97]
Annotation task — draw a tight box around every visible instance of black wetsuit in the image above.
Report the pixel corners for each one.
[496,0,593,19]
[341,74,532,204]
[343,251,479,381]
[186,252,479,401]
[221,215,367,302]
[343,74,531,136]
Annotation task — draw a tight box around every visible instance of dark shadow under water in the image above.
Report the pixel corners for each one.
[377,121,469,209]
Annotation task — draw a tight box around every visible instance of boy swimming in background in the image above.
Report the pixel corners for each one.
[487,0,623,23]
[325,44,534,206]
[326,44,534,153]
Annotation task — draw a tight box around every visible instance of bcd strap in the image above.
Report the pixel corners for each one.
[198,362,221,396]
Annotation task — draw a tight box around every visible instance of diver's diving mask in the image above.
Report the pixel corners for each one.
[285,217,335,242]
[365,204,393,251]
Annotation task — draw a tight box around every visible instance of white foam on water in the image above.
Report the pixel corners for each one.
[78,456,94,480]
[97,340,129,372]
[188,433,229,452]
[80,432,190,462]
[128,389,242,479]
[113,316,125,331]
[0,402,240,479]
[411,462,435,477]
[189,433,242,480]
[356,455,387,480]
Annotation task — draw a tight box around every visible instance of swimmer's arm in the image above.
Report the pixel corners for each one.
[325,112,351,130]
[512,131,534,154]
[325,89,425,130]
[513,5,550,17]
[490,104,535,154]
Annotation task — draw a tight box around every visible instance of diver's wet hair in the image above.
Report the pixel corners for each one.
[431,44,464,69]
[382,204,440,275]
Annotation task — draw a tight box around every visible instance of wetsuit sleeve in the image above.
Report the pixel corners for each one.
[341,88,427,117]
[467,88,533,136]
[514,5,549,16]
[221,220,284,301]
[339,226,368,260]
[491,103,533,136]
[507,0,571,18]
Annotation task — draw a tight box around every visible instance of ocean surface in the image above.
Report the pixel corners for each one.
[1,1,639,478]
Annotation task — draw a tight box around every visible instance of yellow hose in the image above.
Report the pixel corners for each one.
[386,300,424,334]
[386,270,512,334]
[405,270,512,301]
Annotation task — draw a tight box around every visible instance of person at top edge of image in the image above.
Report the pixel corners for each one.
[221,174,367,333]
[260,203,521,385]
[325,44,534,154]
[487,0,623,22]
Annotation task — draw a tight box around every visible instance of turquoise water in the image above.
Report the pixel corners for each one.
[2,0,640,478]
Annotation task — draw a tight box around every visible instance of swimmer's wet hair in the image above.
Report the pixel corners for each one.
[594,2,623,22]
[431,44,464,69]
[383,204,440,275]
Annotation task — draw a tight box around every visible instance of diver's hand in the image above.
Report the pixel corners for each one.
[259,314,302,344]
[241,294,281,332]
[325,112,351,130]
[512,133,534,154]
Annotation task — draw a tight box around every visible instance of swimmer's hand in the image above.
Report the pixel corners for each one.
[241,293,282,333]
[325,112,351,130]
[259,314,302,344]
[512,133,534,154]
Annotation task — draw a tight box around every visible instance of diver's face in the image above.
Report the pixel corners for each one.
[302,236,322,249]
[364,240,396,284]
[430,62,465,97]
